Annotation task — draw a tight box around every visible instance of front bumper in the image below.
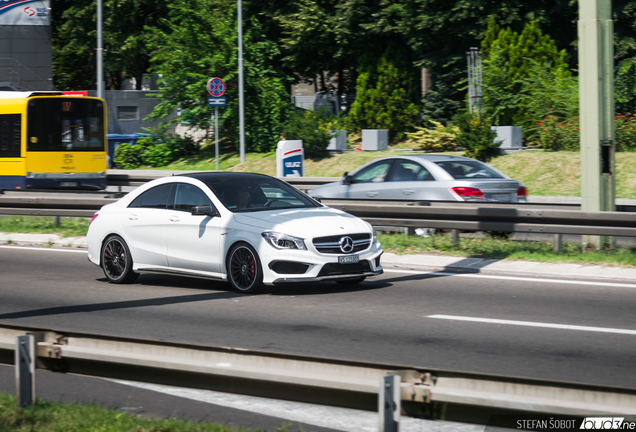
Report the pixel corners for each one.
[260,241,384,285]
[272,268,383,284]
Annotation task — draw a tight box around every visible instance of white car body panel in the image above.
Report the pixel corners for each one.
[87,173,383,289]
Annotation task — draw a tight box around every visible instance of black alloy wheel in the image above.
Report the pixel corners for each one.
[101,235,139,284]
[227,243,262,293]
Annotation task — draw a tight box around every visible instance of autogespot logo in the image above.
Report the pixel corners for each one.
[23,6,35,16]
[339,236,354,253]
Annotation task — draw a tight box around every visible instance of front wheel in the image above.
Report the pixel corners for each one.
[101,235,139,284]
[227,243,263,293]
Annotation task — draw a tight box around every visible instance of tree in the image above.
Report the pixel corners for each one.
[480,18,573,136]
[146,0,291,153]
[348,53,419,140]
[52,0,168,90]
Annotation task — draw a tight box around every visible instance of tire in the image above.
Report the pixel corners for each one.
[336,276,366,286]
[101,235,139,284]
[227,243,262,293]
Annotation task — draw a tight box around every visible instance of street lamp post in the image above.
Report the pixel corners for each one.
[97,0,104,100]
[237,0,245,163]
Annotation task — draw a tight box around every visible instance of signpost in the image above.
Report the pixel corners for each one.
[207,78,226,171]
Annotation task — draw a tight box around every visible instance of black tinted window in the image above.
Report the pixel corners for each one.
[173,184,211,212]
[129,184,172,209]
[0,114,21,158]
[26,98,105,152]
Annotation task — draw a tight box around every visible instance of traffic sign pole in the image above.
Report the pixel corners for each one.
[206,78,226,172]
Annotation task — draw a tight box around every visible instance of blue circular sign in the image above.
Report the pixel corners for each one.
[207,77,226,97]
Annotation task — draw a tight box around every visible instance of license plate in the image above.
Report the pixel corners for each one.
[486,193,512,202]
[338,254,359,264]
[59,182,78,187]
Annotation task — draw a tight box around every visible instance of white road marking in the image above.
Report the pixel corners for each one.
[110,380,482,432]
[0,245,86,254]
[428,315,636,336]
[384,268,636,289]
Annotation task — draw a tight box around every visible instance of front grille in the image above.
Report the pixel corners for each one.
[317,260,371,277]
[312,233,371,254]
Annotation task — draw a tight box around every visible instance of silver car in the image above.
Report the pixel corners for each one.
[309,155,526,202]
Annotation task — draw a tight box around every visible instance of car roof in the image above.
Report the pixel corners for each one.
[177,172,276,182]
[387,154,477,163]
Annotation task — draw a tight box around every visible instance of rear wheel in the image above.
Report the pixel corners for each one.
[101,235,138,284]
[336,276,366,286]
[227,243,262,293]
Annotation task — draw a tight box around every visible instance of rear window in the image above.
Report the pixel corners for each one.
[436,161,504,179]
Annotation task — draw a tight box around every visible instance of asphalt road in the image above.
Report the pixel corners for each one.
[2,245,636,392]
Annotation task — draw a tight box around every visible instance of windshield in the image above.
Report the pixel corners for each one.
[26,98,105,152]
[436,161,504,179]
[201,176,320,213]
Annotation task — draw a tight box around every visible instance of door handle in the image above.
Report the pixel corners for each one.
[403,189,415,195]
[128,214,138,221]
[169,216,180,222]
[367,191,379,197]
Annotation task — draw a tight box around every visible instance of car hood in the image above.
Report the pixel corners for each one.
[232,207,371,237]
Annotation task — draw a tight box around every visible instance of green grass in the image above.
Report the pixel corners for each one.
[0,216,90,238]
[0,394,280,432]
[378,232,636,267]
[150,144,636,200]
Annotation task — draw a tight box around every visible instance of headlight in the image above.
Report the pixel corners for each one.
[262,232,307,250]
[372,227,377,245]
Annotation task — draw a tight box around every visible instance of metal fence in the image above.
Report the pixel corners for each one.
[1,323,636,427]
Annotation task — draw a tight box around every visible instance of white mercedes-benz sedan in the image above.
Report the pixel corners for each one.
[87,172,383,293]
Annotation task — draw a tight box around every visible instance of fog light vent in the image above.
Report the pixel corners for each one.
[270,261,310,275]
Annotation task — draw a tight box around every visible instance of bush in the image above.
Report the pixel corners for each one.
[452,112,500,162]
[113,125,198,169]
[537,114,580,151]
[282,110,332,156]
[113,142,145,169]
[615,113,636,152]
[537,113,636,152]
[405,121,458,152]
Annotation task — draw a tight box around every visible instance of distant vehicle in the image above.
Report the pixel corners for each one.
[310,155,527,202]
[0,91,107,190]
[87,172,383,293]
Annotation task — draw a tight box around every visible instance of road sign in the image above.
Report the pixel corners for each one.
[207,77,226,97]
[208,97,226,107]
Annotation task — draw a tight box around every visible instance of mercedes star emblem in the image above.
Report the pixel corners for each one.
[339,236,354,253]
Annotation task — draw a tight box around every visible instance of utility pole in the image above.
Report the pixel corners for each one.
[237,0,245,163]
[97,0,104,100]
[578,0,615,250]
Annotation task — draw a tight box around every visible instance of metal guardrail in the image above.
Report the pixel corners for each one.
[1,187,635,238]
[1,323,636,424]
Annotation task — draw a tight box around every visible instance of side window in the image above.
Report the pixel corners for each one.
[0,114,21,158]
[173,184,211,212]
[352,161,393,183]
[128,184,173,209]
[388,162,434,182]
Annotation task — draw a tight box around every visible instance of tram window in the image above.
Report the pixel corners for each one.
[0,114,21,158]
[27,98,104,152]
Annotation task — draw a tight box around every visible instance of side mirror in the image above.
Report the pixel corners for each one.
[191,205,218,216]
[342,172,353,185]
